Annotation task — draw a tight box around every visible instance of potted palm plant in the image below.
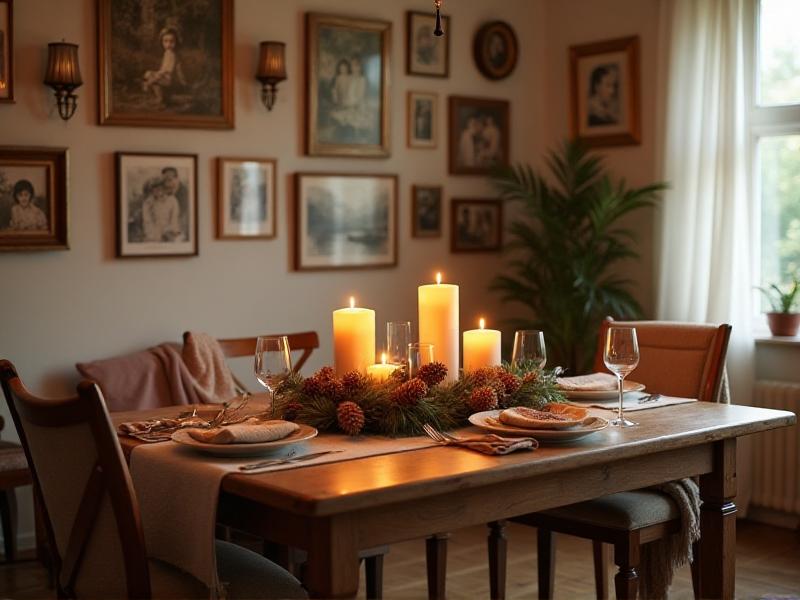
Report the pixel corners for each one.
[758,277,800,336]
[490,141,665,373]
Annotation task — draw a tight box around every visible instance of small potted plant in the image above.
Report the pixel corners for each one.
[758,277,800,337]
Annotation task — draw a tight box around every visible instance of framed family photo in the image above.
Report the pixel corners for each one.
[448,96,510,175]
[216,158,276,240]
[569,36,641,147]
[98,0,234,129]
[115,152,198,257]
[473,21,518,80]
[0,0,13,103]
[451,199,502,253]
[305,13,391,157]
[406,11,449,78]
[0,147,68,251]
[407,91,438,149]
[412,185,442,238]
[294,173,397,271]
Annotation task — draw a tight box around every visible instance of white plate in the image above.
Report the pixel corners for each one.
[560,380,645,400]
[171,424,318,457]
[468,410,609,443]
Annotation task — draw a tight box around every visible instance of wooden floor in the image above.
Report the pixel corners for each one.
[1,521,798,599]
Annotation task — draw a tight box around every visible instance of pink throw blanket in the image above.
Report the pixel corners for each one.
[182,332,238,403]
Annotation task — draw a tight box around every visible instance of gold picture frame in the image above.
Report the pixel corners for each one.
[216,157,277,240]
[407,91,438,149]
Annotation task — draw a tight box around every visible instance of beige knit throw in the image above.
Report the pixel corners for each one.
[182,332,238,404]
[639,478,701,599]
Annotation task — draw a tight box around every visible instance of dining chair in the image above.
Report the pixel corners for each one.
[0,414,31,562]
[216,331,320,373]
[0,359,307,599]
[486,318,732,600]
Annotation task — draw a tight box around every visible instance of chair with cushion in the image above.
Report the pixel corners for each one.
[487,318,732,600]
[0,414,31,562]
[0,359,306,599]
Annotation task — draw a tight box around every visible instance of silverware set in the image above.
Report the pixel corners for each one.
[238,449,344,471]
[637,394,662,404]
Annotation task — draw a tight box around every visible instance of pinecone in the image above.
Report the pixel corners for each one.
[282,401,303,422]
[523,370,540,384]
[390,366,409,383]
[337,401,365,436]
[495,369,522,395]
[392,378,429,407]
[417,362,448,388]
[468,386,499,412]
[471,367,506,397]
[341,371,368,396]
[302,366,344,401]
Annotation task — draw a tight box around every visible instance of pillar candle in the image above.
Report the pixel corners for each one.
[418,272,459,382]
[463,318,502,372]
[367,352,399,382]
[332,297,375,375]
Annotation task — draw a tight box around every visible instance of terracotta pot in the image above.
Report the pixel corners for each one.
[766,312,800,337]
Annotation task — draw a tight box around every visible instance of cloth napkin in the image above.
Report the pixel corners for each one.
[569,393,697,412]
[557,372,618,391]
[433,433,538,454]
[188,419,298,444]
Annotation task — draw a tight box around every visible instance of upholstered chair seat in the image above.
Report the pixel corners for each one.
[540,491,679,530]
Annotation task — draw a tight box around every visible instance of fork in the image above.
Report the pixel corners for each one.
[423,423,461,443]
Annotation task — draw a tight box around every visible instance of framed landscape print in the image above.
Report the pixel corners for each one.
[294,173,397,270]
[406,11,450,78]
[569,36,641,147]
[448,96,510,175]
[115,152,198,257]
[451,199,502,253]
[412,185,442,238]
[305,13,391,157]
[407,91,438,149]
[473,21,518,80]
[0,147,68,251]
[98,0,234,129]
[0,0,13,103]
[217,157,276,240]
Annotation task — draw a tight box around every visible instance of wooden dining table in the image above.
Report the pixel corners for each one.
[115,402,795,599]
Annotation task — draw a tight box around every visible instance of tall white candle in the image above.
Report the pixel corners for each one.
[418,272,460,382]
[463,318,502,372]
[332,297,376,375]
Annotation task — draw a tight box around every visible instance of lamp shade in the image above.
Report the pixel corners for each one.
[256,41,286,84]
[44,42,83,89]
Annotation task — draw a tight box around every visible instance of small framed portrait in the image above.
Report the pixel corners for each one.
[412,185,442,238]
[569,36,641,147]
[451,199,503,253]
[406,11,450,78]
[98,0,234,129]
[216,157,276,240]
[407,91,438,149]
[0,147,68,251]
[473,21,518,80]
[294,173,397,271]
[448,96,510,175]
[305,13,391,157]
[0,0,13,103]
[115,152,198,258]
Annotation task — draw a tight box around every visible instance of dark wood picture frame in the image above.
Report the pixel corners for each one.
[412,185,442,238]
[0,146,68,251]
[407,90,438,149]
[97,0,234,129]
[294,172,398,271]
[216,157,277,240]
[569,35,641,147]
[305,13,391,157]
[0,0,14,103]
[473,20,518,80]
[450,198,503,253]
[406,11,450,78]
[115,152,198,258]
[448,96,510,175]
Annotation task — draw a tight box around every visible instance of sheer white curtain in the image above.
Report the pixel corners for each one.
[655,0,755,511]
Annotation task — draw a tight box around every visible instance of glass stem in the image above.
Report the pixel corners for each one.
[618,374,625,422]
[270,388,275,419]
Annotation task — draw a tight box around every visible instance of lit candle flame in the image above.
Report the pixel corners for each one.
[436,272,442,285]
[381,352,387,365]
[479,318,485,329]
[349,296,355,309]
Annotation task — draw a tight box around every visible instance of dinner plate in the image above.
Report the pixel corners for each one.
[171,424,318,457]
[468,410,609,443]
[560,380,645,400]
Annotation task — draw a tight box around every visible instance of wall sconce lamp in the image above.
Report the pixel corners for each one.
[256,41,286,111]
[44,41,83,121]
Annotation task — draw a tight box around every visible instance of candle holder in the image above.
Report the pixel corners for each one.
[386,321,411,365]
[408,342,435,377]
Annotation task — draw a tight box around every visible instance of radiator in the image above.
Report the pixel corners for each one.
[751,381,800,515]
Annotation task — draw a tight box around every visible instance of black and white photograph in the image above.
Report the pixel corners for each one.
[406,11,449,77]
[412,185,442,238]
[0,0,12,102]
[473,21,518,80]
[451,199,502,253]
[294,173,397,270]
[569,36,641,147]
[407,91,438,148]
[116,152,197,257]
[448,96,510,175]
[217,157,276,239]
[98,0,233,128]
[0,147,67,251]
[306,13,390,157]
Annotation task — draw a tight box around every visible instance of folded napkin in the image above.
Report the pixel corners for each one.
[557,372,618,391]
[435,433,538,455]
[188,418,298,444]
[569,393,697,412]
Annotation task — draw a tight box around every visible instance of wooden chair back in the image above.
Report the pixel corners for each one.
[212,331,319,373]
[0,359,150,599]
[592,317,732,402]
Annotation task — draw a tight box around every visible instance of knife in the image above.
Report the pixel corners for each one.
[239,449,344,471]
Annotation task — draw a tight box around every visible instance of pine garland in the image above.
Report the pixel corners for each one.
[273,361,564,436]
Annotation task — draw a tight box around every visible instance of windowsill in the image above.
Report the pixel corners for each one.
[754,334,800,347]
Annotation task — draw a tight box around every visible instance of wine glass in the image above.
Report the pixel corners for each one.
[254,336,292,417]
[408,342,435,377]
[386,321,412,366]
[603,327,640,427]
[511,330,547,369]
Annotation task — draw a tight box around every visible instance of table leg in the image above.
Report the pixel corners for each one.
[305,515,361,599]
[699,438,737,600]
